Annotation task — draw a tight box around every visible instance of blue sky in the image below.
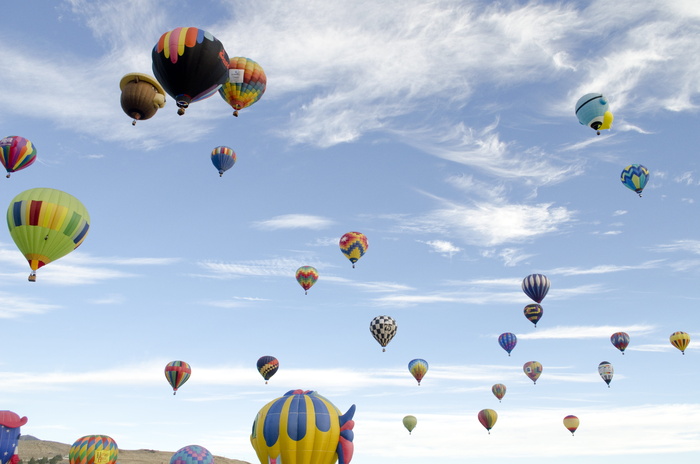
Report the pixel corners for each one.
[2,1,700,463]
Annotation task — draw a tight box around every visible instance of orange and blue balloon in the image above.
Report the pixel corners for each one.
[295,266,319,295]
[621,164,649,197]
[219,57,267,117]
[498,332,517,356]
[611,332,630,355]
[211,146,236,177]
[408,358,428,385]
[0,136,36,178]
[165,360,191,395]
[257,356,279,384]
[339,232,368,268]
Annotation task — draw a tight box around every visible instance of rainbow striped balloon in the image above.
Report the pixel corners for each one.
[295,266,319,294]
[69,435,118,464]
[165,360,191,395]
[0,136,36,178]
[339,232,368,268]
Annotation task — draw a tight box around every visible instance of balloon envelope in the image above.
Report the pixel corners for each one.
[0,136,36,178]
[7,188,90,281]
[370,315,397,351]
[256,356,279,383]
[598,361,614,387]
[69,435,118,464]
[611,332,630,354]
[295,266,319,294]
[575,93,614,134]
[219,56,267,116]
[402,415,417,434]
[522,274,550,303]
[670,331,690,354]
[491,383,506,402]
[523,304,543,327]
[165,360,191,394]
[339,232,368,267]
[563,415,580,435]
[478,409,498,434]
[119,73,166,125]
[250,389,356,464]
[170,445,213,464]
[523,361,543,384]
[0,411,27,464]
[211,146,236,177]
[498,332,517,355]
[408,359,428,385]
[621,164,649,197]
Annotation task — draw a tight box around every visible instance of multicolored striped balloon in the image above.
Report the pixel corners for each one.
[164,360,191,395]
[621,164,649,197]
[408,358,428,385]
[610,332,630,354]
[498,332,517,356]
[670,331,690,355]
[211,145,236,177]
[69,435,118,464]
[563,415,580,435]
[0,136,36,178]
[478,409,498,434]
[295,266,319,294]
[523,361,543,384]
[339,232,368,268]
[170,445,213,464]
[219,56,267,116]
[491,383,506,402]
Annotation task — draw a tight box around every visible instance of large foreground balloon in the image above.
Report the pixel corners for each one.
[369,315,397,352]
[7,188,90,282]
[0,136,36,178]
[219,57,267,116]
[498,332,517,356]
[575,93,613,135]
[563,415,579,436]
[165,360,191,394]
[339,232,368,268]
[408,359,428,385]
[295,266,319,295]
[491,383,506,402]
[621,164,649,197]
[170,445,213,464]
[598,361,614,387]
[0,411,27,464]
[523,304,543,327]
[611,332,630,354]
[69,435,118,464]
[523,361,542,384]
[478,409,498,434]
[402,415,417,435]
[152,27,230,115]
[257,355,279,384]
[522,274,550,303]
[251,389,356,464]
[119,73,166,125]
[670,331,690,354]
[211,146,236,177]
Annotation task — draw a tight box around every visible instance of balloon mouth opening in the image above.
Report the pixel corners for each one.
[590,121,602,130]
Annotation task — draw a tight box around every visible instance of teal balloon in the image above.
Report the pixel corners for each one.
[621,164,649,197]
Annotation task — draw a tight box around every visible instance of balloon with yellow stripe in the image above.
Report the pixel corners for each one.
[7,188,90,281]
[69,435,118,464]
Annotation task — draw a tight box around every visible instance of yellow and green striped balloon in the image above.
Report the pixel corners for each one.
[69,435,118,464]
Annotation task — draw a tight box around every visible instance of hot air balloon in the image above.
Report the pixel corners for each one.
[621,164,649,197]
[250,389,355,464]
[563,415,579,436]
[295,266,319,295]
[478,409,498,434]
[211,146,236,177]
[402,415,417,435]
[119,73,166,125]
[598,361,614,387]
[670,331,690,354]
[0,411,27,464]
[491,384,506,402]
[152,27,230,115]
[165,360,191,395]
[7,188,90,282]
[523,304,543,327]
[170,445,213,464]
[69,435,118,464]
[0,136,36,178]
[498,332,517,356]
[219,56,267,116]
[339,232,368,268]
[408,358,428,386]
[523,361,542,384]
[611,332,630,354]
[575,93,613,135]
[522,274,550,303]
[369,315,397,352]
[257,355,279,384]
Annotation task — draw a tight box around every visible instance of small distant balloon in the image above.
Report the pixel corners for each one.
[402,415,417,434]
[611,332,630,354]
[523,304,543,327]
[522,274,550,303]
[408,358,428,385]
[621,164,649,197]
[170,445,213,464]
[478,409,498,434]
[165,360,191,395]
[339,232,368,268]
[563,415,580,436]
[211,146,236,177]
[0,136,36,178]
[575,93,614,135]
[523,361,542,384]
[670,331,690,354]
[295,266,319,295]
[498,332,517,356]
[257,356,279,384]
[370,315,397,352]
[491,383,506,402]
[598,361,614,387]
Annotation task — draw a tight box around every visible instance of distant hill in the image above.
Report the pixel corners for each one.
[17,439,251,464]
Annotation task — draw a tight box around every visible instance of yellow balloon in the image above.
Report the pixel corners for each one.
[670,331,690,354]
[402,415,417,434]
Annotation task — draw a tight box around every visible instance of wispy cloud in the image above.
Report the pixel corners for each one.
[421,240,462,258]
[516,324,656,340]
[547,260,665,276]
[252,214,334,230]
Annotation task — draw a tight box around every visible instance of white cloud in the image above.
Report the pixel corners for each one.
[252,214,334,230]
[516,324,656,340]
